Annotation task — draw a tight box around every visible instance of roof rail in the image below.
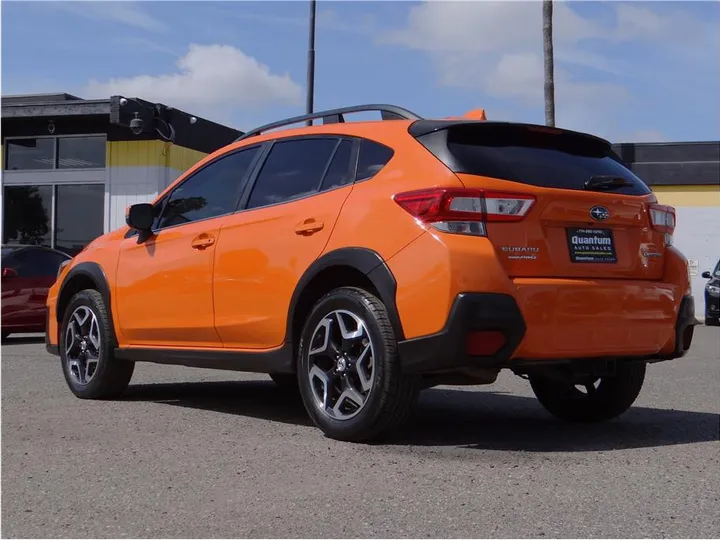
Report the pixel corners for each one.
[234,104,423,142]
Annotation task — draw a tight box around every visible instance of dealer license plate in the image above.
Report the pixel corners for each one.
[566,228,617,263]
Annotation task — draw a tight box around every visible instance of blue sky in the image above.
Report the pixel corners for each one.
[2,1,719,143]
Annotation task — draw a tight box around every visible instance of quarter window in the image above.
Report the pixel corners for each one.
[246,138,338,209]
[356,139,394,181]
[157,146,259,229]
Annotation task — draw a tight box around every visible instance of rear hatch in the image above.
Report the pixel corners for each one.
[410,121,673,280]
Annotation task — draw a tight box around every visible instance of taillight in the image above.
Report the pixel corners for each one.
[393,188,534,237]
[649,203,676,246]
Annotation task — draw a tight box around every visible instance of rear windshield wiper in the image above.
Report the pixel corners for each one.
[584,175,634,192]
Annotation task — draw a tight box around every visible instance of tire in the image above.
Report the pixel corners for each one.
[529,361,646,422]
[705,317,720,327]
[59,289,134,399]
[296,286,420,442]
[1,332,9,341]
[269,372,299,392]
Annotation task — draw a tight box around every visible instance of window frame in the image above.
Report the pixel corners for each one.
[3,134,107,172]
[319,138,357,193]
[149,143,265,234]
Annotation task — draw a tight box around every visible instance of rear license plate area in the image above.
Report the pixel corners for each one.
[566,227,617,263]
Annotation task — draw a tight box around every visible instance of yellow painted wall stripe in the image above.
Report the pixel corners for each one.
[652,184,720,207]
[106,140,207,170]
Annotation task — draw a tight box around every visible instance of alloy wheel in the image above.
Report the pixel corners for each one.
[65,306,102,386]
[307,309,375,420]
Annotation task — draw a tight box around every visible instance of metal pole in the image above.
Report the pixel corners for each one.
[306,0,316,126]
[543,0,555,127]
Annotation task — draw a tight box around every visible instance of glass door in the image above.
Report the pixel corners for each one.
[2,184,105,256]
[1,185,53,247]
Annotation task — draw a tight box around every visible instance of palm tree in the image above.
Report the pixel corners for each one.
[543,0,555,127]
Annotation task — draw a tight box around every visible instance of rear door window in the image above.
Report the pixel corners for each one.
[320,139,354,191]
[246,138,339,209]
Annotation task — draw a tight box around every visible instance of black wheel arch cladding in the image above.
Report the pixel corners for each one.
[286,247,405,346]
[56,262,117,344]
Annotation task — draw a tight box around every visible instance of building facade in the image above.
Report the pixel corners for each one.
[1,93,240,255]
[613,141,720,317]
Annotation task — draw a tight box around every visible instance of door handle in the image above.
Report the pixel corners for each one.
[294,219,324,236]
[191,233,215,250]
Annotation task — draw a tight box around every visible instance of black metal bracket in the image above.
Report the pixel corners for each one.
[234,104,423,142]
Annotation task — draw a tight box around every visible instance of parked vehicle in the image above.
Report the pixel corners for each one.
[701,259,720,326]
[2,244,71,339]
[45,104,695,442]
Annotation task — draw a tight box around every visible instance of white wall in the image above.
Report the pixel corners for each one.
[106,166,183,232]
[673,207,720,318]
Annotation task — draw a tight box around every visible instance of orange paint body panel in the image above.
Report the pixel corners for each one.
[213,185,352,349]
[116,219,223,348]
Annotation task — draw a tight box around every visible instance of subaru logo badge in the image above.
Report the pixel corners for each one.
[590,205,610,221]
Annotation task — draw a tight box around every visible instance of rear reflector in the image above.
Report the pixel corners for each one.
[393,188,535,236]
[466,330,506,356]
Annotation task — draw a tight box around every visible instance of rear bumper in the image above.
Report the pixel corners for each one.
[397,293,526,374]
[397,291,695,375]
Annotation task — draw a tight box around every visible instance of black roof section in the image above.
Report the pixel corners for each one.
[1,92,243,155]
[408,119,613,148]
[235,104,422,142]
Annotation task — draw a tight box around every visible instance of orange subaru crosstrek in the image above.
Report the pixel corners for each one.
[45,104,696,442]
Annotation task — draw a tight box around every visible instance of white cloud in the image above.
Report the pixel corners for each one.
[380,1,623,112]
[380,1,714,139]
[51,1,167,33]
[83,44,303,123]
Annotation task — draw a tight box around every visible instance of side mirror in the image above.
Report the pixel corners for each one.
[702,271,712,279]
[126,203,154,231]
[2,267,18,278]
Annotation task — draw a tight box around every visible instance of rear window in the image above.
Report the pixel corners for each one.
[418,123,651,195]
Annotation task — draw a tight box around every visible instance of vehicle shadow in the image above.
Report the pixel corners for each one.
[122,380,719,452]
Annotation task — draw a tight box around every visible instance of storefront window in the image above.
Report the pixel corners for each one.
[54,184,105,256]
[57,136,106,169]
[1,185,53,246]
[2,184,105,255]
[4,138,55,170]
[4,135,106,170]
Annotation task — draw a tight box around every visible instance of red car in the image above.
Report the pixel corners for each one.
[2,244,71,339]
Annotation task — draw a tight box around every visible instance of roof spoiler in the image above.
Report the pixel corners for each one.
[443,109,487,121]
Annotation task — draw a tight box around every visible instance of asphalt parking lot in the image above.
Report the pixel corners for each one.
[2,329,719,538]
